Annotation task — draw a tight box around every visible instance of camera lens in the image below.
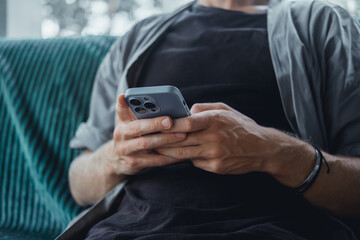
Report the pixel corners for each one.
[129,99,141,106]
[144,102,156,109]
[135,107,146,114]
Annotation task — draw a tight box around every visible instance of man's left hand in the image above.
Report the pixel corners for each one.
[156,102,314,188]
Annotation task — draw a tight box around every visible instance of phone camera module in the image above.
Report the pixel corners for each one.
[135,107,146,114]
[144,102,156,109]
[129,99,142,106]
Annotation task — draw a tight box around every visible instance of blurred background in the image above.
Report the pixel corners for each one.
[0,0,359,39]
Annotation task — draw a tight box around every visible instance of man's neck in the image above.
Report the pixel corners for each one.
[197,0,269,13]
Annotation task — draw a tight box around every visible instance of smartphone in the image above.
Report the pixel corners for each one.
[125,85,191,119]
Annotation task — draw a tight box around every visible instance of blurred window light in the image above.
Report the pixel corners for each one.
[41,0,359,39]
[65,0,76,5]
[347,0,356,12]
[42,0,192,38]
[90,1,108,14]
[42,19,60,38]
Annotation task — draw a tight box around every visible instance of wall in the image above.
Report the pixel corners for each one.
[2,0,41,38]
[0,0,6,37]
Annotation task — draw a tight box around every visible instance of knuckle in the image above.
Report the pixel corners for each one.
[210,161,222,174]
[208,147,223,159]
[184,118,195,131]
[129,122,141,135]
[116,145,126,156]
[192,159,201,168]
[152,120,160,131]
[175,148,186,159]
[192,103,202,111]
[217,102,227,107]
[125,157,138,168]
[169,133,184,142]
[138,138,150,150]
[216,102,229,110]
[192,160,200,167]
[113,128,121,141]
[216,113,229,124]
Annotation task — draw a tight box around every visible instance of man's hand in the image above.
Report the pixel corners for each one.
[156,102,360,217]
[69,94,187,206]
[156,102,314,187]
[106,94,187,176]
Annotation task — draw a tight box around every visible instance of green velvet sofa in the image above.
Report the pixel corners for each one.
[0,36,116,239]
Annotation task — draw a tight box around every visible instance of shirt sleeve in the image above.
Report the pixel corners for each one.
[70,38,123,151]
[318,4,360,156]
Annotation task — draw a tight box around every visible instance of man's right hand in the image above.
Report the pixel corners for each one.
[105,94,187,176]
[69,94,186,206]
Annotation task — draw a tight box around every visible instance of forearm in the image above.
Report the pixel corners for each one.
[69,140,126,206]
[303,152,360,217]
[265,127,360,218]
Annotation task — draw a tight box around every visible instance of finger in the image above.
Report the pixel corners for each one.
[116,94,136,123]
[119,116,173,138]
[164,113,211,133]
[190,102,232,114]
[191,158,207,169]
[191,158,253,175]
[156,146,205,160]
[160,131,203,148]
[118,132,187,155]
[125,153,185,169]
[191,158,215,173]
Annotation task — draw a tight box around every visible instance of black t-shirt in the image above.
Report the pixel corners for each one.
[137,4,292,132]
[85,5,353,240]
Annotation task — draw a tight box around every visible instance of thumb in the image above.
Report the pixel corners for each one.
[116,94,136,123]
[190,102,232,114]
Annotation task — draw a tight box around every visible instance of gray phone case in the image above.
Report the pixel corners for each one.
[125,85,191,119]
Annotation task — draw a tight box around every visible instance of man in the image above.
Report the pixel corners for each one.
[61,0,360,239]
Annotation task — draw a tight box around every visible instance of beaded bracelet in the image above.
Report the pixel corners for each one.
[293,144,330,194]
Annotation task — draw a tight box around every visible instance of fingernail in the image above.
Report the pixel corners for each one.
[175,133,186,139]
[161,118,170,128]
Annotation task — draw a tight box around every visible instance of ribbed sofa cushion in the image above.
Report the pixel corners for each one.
[0,36,116,237]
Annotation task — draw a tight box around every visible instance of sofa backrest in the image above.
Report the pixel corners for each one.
[0,36,116,237]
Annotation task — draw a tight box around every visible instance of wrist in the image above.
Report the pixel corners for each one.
[99,141,127,191]
[262,128,315,188]
[99,141,126,179]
